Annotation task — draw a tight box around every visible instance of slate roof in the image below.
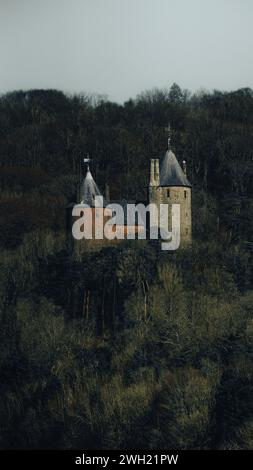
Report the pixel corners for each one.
[81,168,104,207]
[160,150,191,187]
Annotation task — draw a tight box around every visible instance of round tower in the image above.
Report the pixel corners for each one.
[149,128,192,247]
[159,150,192,245]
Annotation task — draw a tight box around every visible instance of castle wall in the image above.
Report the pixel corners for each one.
[149,185,192,246]
[70,207,146,256]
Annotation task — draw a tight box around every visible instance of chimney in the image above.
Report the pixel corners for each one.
[155,159,160,184]
[150,159,155,186]
[150,159,160,186]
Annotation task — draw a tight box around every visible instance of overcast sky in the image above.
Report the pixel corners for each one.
[0,0,252,103]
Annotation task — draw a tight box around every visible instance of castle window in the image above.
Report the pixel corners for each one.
[167,189,170,198]
[186,228,188,235]
[184,190,187,198]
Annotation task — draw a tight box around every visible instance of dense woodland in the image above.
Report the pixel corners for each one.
[0,84,253,449]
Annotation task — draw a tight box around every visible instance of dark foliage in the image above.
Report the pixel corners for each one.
[0,85,252,449]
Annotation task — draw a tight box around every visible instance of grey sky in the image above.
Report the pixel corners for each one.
[0,0,252,103]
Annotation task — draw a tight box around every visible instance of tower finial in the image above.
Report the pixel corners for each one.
[165,123,172,150]
[84,154,91,171]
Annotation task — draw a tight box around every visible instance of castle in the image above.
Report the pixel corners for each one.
[67,131,192,254]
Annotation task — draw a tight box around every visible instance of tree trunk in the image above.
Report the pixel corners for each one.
[112,277,116,333]
[100,281,105,336]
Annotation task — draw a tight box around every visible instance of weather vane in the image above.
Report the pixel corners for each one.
[83,154,91,170]
[165,123,172,150]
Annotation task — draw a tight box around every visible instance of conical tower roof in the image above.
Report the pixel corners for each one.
[160,149,191,187]
[81,167,102,206]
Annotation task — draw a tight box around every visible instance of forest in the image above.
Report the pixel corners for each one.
[0,83,252,449]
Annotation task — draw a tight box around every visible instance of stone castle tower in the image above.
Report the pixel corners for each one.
[149,134,192,246]
[67,131,192,253]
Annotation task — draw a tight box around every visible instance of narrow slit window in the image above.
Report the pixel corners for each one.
[167,189,170,198]
[184,190,187,198]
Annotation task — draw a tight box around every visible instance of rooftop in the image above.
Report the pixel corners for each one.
[160,149,191,188]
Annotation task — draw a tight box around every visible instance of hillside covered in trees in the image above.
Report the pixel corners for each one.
[0,84,253,449]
